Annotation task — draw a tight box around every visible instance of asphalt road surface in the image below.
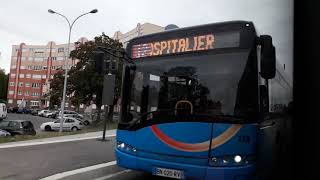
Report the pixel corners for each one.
[0,138,117,180]
[0,136,173,180]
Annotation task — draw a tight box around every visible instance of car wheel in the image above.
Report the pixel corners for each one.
[83,121,89,126]
[71,127,78,132]
[45,125,52,131]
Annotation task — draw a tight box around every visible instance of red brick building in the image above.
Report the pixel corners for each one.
[7,38,87,108]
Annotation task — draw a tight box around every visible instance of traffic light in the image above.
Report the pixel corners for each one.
[94,51,105,74]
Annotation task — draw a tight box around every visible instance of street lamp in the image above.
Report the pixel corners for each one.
[49,9,98,133]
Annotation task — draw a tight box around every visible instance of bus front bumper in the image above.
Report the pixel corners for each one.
[115,149,256,180]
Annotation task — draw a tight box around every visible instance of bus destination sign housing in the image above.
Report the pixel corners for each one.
[131,32,240,59]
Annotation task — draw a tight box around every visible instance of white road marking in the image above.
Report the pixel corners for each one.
[40,161,117,180]
[93,169,131,180]
[0,134,116,149]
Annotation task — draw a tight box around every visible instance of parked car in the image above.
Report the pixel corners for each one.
[38,110,49,117]
[0,120,36,136]
[0,103,7,120]
[50,111,59,119]
[58,110,84,119]
[8,106,19,113]
[40,117,83,132]
[31,109,40,116]
[58,114,90,126]
[43,111,55,118]
[0,129,11,137]
[17,107,32,114]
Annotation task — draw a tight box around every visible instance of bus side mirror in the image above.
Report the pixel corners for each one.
[260,35,276,79]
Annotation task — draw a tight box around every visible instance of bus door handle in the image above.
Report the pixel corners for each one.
[259,121,275,130]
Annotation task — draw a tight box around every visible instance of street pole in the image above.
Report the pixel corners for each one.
[102,104,108,140]
[48,9,98,133]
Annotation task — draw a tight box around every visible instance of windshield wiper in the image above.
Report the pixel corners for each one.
[125,109,176,128]
[124,110,246,130]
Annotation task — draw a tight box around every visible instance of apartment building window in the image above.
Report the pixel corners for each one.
[27,57,33,61]
[20,66,26,70]
[34,57,43,61]
[31,92,40,97]
[8,99,13,104]
[26,74,31,78]
[51,48,56,53]
[19,74,24,78]
[43,66,47,70]
[51,57,57,60]
[8,91,14,95]
[32,74,41,79]
[11,74,16,78]
[57,56,64,61]
[30,101,40,106]
[18,82,23,87]
[29,48,34,52]
[35,48,44,52]
[42,75,47,79]
[18,90,22,95]
[27,66,33,70]
[9,82,15,86]
[25,91,30,96]
[58,48,64,53]
[33,66,42,70]
[25,82,30,87]
[32,83,41,88]
[46,48,51,52]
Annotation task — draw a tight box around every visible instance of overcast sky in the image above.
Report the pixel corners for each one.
[0,0,293,80]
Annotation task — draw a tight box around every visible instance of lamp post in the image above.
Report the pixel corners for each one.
[48,9,98,133]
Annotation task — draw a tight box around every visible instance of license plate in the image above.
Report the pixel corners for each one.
[154,167,184,179]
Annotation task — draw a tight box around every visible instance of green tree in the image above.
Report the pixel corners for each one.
[48,70,65,109]
[68,33,124,121]
[0,69,8,102]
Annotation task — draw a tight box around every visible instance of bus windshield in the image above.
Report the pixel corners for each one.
[121,49,258,125]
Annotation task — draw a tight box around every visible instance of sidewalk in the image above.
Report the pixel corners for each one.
[0,129,116,149]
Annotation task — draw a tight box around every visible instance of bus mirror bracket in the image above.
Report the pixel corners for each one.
[259,35,276,79]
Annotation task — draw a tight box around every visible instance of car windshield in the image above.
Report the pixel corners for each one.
[121,50,258,124]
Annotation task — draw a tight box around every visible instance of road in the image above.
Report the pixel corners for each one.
[0,138,117,180]
[0,136,171,180]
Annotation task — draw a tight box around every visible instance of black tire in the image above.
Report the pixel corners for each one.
[45,125,52,131]
[71,126,78,131]
[83,121,89,126]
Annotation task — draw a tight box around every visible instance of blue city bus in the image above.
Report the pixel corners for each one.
[115,21,292,180]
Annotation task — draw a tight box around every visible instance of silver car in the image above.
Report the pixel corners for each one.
[0,129,11,137]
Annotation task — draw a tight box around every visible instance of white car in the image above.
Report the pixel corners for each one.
[40,117,84,132]
[57,114,91,126]
[43,111,54,118]
[38,110,49,117]
[0,129,10,137]
[0,103,7,120]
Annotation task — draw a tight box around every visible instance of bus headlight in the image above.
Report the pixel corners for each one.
[209,154,255,166]
[117,141,137,154]
[234,155,242,163]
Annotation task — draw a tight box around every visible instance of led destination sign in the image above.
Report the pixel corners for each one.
[131,32,240,59]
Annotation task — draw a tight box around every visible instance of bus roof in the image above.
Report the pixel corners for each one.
[127,20,257,59]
